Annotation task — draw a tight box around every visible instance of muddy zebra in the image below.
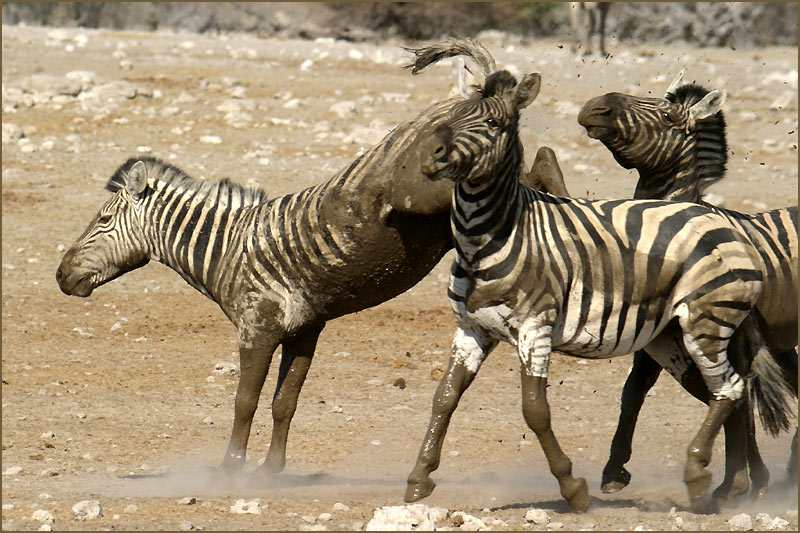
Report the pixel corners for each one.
[569,2,611,56]
[55,64,569,477]
[401,42,794,513]
[579,71,798,497]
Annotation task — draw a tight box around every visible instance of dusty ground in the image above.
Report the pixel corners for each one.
[2,25,797,531]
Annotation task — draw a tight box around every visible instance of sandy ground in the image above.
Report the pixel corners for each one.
[2,25,797,531]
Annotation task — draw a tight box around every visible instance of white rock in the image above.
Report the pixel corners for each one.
[72,499,102,520]
[451,511,486,531]
[137,146,152,153]
[178,497,197,505]
[728,513,753,531]
[2,123,24,143]
[124,504,138,513]
[200,135,222,145]
[333,502,350,512]
[213,362,240,376]
[283,98,302,110]
[366,504,435,531]
[429,507,449,523]
[300,59,315,72]
[3,466,23,476]
[19,74,83,96]
[757,513,790,530]
[329,100,357,118]
[179,520,196,530]
[230,498,262,514]
[548,522,564,530]
[349,49,364,60]
[370,440,381,446]
[31,510,54,524]
[2,504,14,510]
[38,524,53,531]
[319,512,333,521]
[525,508,549,525]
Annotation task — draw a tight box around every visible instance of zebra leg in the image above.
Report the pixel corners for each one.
[522,146,569,197]
[258,324,324,476]
[711,400,750,508]
[745,400,770,499]
[405,326,496,503]
[521,372,590,512]
[684,397,739,513]
[601,350,662,493]
[220,337,281,474]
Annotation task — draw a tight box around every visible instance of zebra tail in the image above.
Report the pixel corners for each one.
[746,330,797,438]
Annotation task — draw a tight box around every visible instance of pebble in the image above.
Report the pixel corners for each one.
[213,362,240,376]
[300,59,314,71]
[72,499,102,520]
[31,510,54,524]
[179,520,196,530]
[756,513,790,530]
[3,466,23,476]
[329,100,357,118]
[318,512,333,521]
[332,502,350,512]
[525,508,549,525]
[2,123,24,143]
[230,498,262,514]
[200,135,222,145]
[178,497,197,505]
[728,513,753,531]
[124,504,138,513]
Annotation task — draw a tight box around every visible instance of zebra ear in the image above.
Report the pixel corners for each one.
[126,160,149,196]
[664,69,685,97]
[689,89,727,121]
[510,72,541,111]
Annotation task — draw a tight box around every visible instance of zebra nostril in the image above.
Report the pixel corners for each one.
[56,266,64,284]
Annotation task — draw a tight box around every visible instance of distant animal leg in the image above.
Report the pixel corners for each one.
[405,326,497,502]
[601,350,662,493]
[259,323,324,475]
[523,146,569,196]
[521,371,590,512]
[220,336,280,474]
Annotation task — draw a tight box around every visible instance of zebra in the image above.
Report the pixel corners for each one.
[569,2,611,56]
[578,71,798,497]
[401,42,795,513]
[55,74,570,479]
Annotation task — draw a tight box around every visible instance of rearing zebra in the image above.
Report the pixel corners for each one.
[402,45,794,513]
[579,71,798,496]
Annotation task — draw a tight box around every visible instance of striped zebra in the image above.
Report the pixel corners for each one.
[401,44,795,513]
[55,79,570,479]
[569,2,611,56]
[578,71,798,497]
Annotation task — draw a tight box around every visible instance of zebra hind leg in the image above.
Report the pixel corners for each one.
[711,400,751,508]
[256,323,324,478]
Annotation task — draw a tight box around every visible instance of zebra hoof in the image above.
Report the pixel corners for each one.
[563,477,590,513]
[404,477,436,503]
[600,465,631,493]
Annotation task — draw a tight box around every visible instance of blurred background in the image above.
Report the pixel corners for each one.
[3,2,797,48]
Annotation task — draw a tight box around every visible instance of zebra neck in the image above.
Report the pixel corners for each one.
[140,178,256,301]
[634,123,726,202]
[451,156,523,266]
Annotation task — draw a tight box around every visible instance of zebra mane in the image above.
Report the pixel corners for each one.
[105,156,267,205]
[479,70,517,98]
[666,83,728,193]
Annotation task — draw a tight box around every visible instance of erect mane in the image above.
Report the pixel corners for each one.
[104,156,267,205]
[479,70,517,98]
[666,83,728,193]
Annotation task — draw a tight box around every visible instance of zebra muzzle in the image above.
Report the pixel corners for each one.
[420,125,454,178]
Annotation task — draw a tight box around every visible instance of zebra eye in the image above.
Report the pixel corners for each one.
[661,111,672,122]
[98,214,113,225]
[486,118,500,130]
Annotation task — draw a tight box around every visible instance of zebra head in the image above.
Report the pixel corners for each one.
[577,72,727,177]
[419,70,541,184]
[56,159,151,297]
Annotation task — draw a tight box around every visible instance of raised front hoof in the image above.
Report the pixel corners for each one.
[405,477,436,503]
[601,465,631,494]
[563,477,590,513]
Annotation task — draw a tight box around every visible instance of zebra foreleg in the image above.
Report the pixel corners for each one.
[601,350,662,493]
[219,337,281,475]
[258,324,324,476]
[405,326,496,503]
[520,371,590,512]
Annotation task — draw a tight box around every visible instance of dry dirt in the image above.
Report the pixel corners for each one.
[2,25,797,531]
